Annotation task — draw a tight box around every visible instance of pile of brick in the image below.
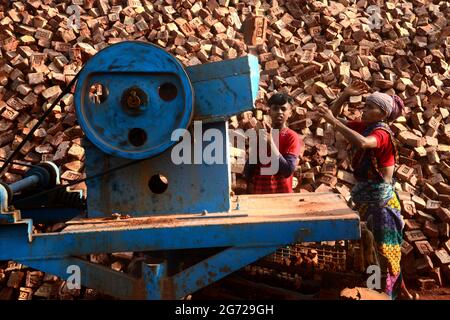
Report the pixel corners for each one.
[0,253,137,299]
[0,0,449,296]
[228,0,450,290]
[0,260,88,300]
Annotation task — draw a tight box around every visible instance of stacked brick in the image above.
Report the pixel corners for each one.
[0,0,449,296]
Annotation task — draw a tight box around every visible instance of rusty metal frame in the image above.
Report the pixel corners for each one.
[0,44,360,299]
[0,193,360,299]
[18,246,279,299]
[0,197,359,260]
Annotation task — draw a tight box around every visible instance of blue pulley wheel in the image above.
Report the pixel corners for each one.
[74,41,194,159]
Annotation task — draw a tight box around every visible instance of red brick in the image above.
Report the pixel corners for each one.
[437,207,450,223]
[423,221,440,238]
[439,223,450,239]
[434,249,450,266]
[401,241,414,259]
[401,200,416,218]
[7,271,24,289]
[405,230,427,242]
[417,278,437,290]
[404,219,422,231]
[242,16,267,45]
[61,170,84,181]
[415,240,434,256]
[68,144,84,160]
[416,256,434,274]
[444,240,450,254]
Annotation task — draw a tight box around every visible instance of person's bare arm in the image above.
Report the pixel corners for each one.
[336,116,348,126]
[318,105,378,149]
[260,124,298,177]
[333,120,378,149]
[379,166,395,183]
[329,80,370,118]
[330,92,351,117]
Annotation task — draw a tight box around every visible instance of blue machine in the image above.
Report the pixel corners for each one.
[0,42,360,299]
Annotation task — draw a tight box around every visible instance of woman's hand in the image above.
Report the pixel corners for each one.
[343,79,370,96]
[317,104,338,125]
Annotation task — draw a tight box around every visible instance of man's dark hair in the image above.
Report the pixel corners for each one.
[268,93,293,106]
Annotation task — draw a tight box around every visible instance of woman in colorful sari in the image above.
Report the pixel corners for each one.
[317,80,416,300]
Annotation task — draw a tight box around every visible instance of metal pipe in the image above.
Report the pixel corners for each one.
[9,175,40,193]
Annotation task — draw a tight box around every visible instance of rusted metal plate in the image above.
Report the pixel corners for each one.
[0,192,359,261]
[65,192,356,231]
[0,193,359,300]
[84,122,232,218]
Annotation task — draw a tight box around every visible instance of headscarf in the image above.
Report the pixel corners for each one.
[366,92,404,122]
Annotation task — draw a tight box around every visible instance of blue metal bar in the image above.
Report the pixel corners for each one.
[0,216,359,261]
[9,175,40,193]
[187,55,259,122]
[142,262,167,300]
[20,208,82,224]
[85,122,232,217]
[168,246,280,299]
[19,257,142,299]
[19,246,280,300]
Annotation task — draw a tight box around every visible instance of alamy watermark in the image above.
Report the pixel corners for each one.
[366,5,383,31]
[366,265,381,290]
[170,121,280,175]
[66,264,81,290]
[67,2,81,30]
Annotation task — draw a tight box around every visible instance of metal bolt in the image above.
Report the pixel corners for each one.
[122,87,148,114]
[127,90,141,109]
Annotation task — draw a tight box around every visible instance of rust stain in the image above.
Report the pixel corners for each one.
[161,278,176,300]
[207,271,217,283]
[97,216,179,228]
[67,216,181,231]
[132,280,147,300]
[100,155,112,217]
[219,266,231,273]
[196,279,205,288]
[124,217,178,227]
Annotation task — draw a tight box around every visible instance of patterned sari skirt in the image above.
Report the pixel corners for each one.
[351,181,405,300]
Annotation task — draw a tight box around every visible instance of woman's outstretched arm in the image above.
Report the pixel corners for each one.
[318,105,378,149]
[329,80,370,119]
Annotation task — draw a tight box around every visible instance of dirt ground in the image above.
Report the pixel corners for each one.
[193,269,450,300]
[316,287,450,300]
[408,287,450,300]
